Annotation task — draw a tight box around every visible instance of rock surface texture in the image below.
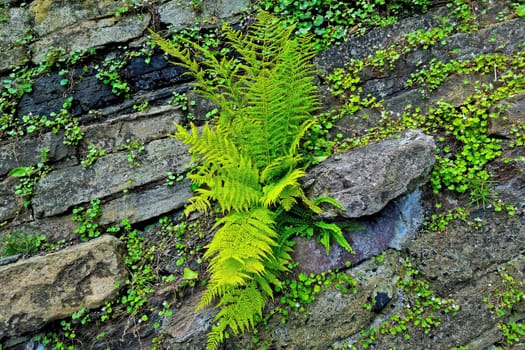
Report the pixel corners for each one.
[303,129,435,218]
[0,235,127,338]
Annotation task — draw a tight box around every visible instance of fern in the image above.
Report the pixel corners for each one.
[153,11,351,349]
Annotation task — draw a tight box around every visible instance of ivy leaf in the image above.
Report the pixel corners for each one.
[313,15,324,27]
[8,166,34,177]
[516,4,525,17]
[183,267,199,280]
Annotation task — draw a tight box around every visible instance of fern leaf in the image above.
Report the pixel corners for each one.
[262,168,306,208]
[198,208,278,308]
[314,196,347,211]
[214,281,267,334]
[315,221,354,254]
[174,122,262,214]
[206,322,226,350]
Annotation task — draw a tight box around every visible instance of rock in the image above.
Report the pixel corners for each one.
[0,46,29,73]
[303,129,435,219]
[407,209,525,296]
[30,0,125,37]
[123,54,192,91]
[99,180,192,226]
[0,235,127,338]
[32,137,191,218]
[229,250,401,349]
[369,255,525,350]
[293,188,425,274]
[0,132,75,178]
[0,7,30,72]
[0,177,22,222]
[489,92,525,137]
[158,0,250,30]
[314,8,446,74]
[81,105,183,153]
[30,14,151,65]
[163,291,218,350]
[491,149,525,208]
[16,70,79,118]
[2,214,80,245]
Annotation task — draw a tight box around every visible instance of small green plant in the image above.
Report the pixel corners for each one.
[168,91,196,122]
[9,147,51,207]
[275,196,359,254]
[72,199,102,241]
[112,219,157,317]
[276,270,357,317]
[349,259,459,349]
[257,0,429,50]
[120,139,145,167]
[0,231,46,257]
[95,58,130,97]
[483,265,525,346]
[20,97,83,145]
[165,171,184,186]
[81,145,106,167]
[132,100,149,112]
[34,332,74,350]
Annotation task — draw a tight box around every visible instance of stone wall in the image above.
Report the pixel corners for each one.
[1,0,524,349]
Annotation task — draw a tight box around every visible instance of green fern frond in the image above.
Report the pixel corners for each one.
[314,196,346,211]
[205,322,226,350]
[314,221,354,254]
[175,123,262,214]
[262,168,306,207]
[260,155,300,183]
[197,208,277,309]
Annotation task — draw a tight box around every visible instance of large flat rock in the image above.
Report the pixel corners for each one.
[30,0,125,36]
[0,235,127,338]
[303,129,435,219]
[99,179,192,226]
[32,138,190,218]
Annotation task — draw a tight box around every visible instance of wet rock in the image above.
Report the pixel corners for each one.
[17,69,117,119]
[303,129,435,219]
[123,54,192,91]
[158,0,250,30]
[32,138,190,218]
[0,235,127,338]
[369,290,392,313]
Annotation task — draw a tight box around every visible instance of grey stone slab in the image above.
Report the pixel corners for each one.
[32,138,190,218]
